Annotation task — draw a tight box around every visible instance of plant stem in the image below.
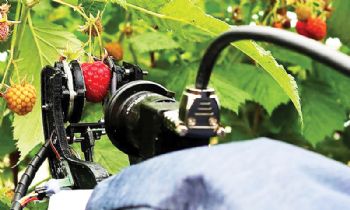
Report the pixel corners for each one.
[262,0,279,25]
[128,43,138,64]
[252,105,262,136]
[54,0,104,60]
[96,0,217,37]
[53,0,89,20]
[150,52,156,68]
[13,5,29,59]
[93,22,103,58]
[1,1,21,88]
[89,24,92,62]
[0,2,30,86]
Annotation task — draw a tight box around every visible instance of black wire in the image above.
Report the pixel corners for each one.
[196,26,350,89]
[11,140,51,210]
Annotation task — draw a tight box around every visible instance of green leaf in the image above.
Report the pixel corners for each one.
[80,102,104,122]
[127,0,168,11]
[147,64,196,99]
[0,106,5,126]
[214,63,290,115]
[148,63,251,112]
[14,21,82,162]
[26,201,49,210]
[79,0,105,16]
[267,45,312,70]
[211,75,251,112]
[0,188,11,209]
[129,32,179,53]
[0,114,16,159]
[117,0,302,120]
[238,42,302,121]
[328,0,350,46]
[0,39,10,52]
[192,0,205,8]
[313,62,350,108]
[301,81,347,145]
[110,0,127,8]
[0,52,10,125]
[160,0,228,35]
[94,137,129,174]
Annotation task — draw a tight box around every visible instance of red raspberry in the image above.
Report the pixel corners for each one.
[0,21,9,41]
[81,61,111,103]
[296,20,309,37]
[305,18,327,41]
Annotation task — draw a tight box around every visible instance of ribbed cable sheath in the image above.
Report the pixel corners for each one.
[11,140,50,210]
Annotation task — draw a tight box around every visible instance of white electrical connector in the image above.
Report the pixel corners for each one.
[45,179,61,196]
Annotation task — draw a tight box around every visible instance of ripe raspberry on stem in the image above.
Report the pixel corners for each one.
[296,20,309,37]
[81,61,111,103]
[305,17,327,40]
[296,17,327,41]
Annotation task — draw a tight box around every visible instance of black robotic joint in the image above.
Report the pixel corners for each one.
[54,60,86,123]
[41,60,109,189]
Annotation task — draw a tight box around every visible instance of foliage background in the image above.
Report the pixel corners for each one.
[1,0,350,208]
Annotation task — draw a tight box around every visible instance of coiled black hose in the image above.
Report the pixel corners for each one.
[11,140,50,210]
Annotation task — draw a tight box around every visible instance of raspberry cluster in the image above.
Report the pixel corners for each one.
[294,1,330,41]
[268,0,331,41]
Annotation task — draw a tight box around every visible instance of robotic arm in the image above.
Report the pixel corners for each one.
[11,26,350,210]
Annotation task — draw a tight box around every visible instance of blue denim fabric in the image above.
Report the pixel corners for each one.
[86,138,350,210]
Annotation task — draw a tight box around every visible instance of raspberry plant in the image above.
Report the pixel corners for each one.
[1,1,350,208]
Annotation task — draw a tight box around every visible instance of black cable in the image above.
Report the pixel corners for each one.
[11,140,51,210]
[196,26,350,89]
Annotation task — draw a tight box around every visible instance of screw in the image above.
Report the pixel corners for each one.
[209,117,218,126]
[187,117,196,126]
[217,127,226,137]
[216,126,232,137]
[176,125,188,136]
[42,104,49,110]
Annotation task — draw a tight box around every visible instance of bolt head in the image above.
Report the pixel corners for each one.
[176,125,188,136]
[187,117,196,126]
